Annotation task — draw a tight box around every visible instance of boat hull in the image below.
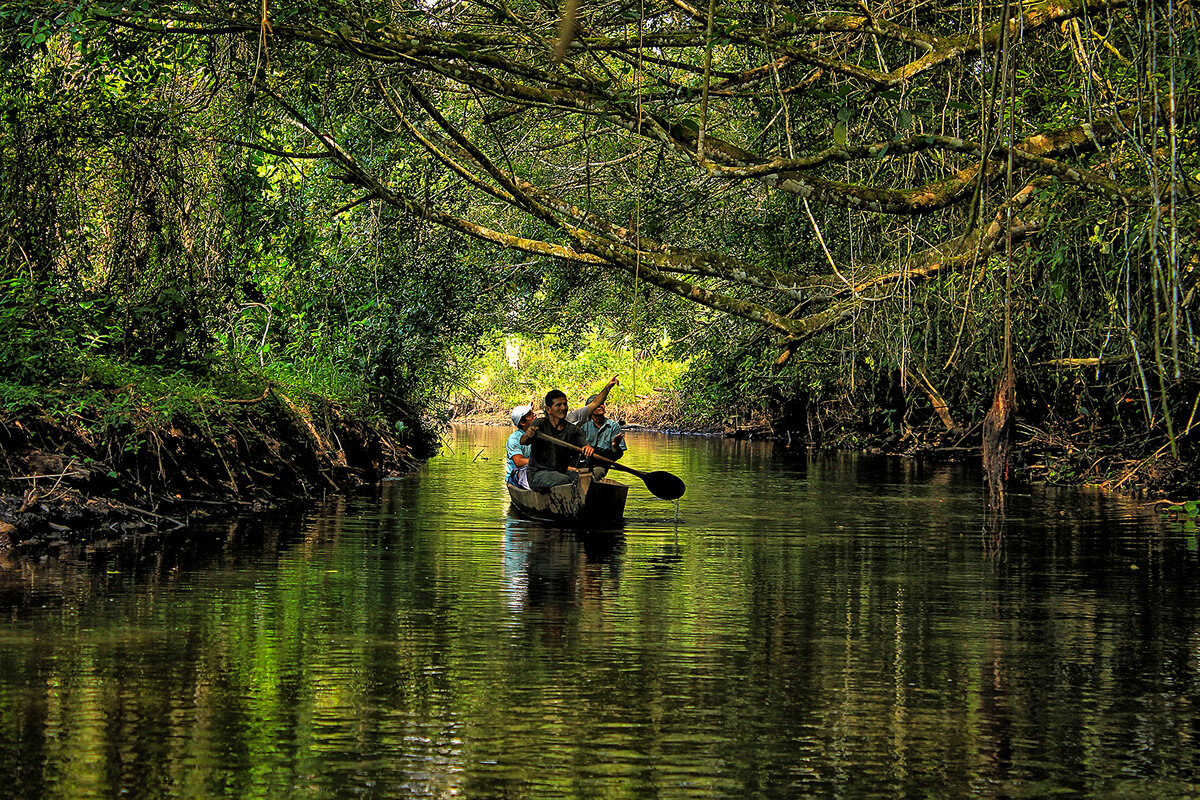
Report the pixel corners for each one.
[507,475,628,524]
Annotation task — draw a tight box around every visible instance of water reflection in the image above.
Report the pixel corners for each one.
[502,516,625,641]
[0,425,1198,799]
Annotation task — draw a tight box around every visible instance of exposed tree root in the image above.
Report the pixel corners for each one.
[0,396,430,557]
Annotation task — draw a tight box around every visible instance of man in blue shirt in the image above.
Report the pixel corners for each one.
[568,392,626,479]
[506,405,534,488]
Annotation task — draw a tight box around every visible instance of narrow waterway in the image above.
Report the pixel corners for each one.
[1,424,1198,799]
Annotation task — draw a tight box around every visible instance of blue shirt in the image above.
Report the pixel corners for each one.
[506,429,531,485]
[578,416,626,454]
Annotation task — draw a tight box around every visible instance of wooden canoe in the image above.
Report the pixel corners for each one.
[507,473,628,524]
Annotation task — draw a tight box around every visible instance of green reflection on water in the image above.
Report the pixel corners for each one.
[1,425,1199,799]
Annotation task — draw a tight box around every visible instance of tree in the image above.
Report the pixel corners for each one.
[5,0,1198,464]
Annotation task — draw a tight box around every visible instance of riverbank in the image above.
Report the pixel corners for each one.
[454,399,1198,499]
[4,380,1192,562]
[0,380,432,558]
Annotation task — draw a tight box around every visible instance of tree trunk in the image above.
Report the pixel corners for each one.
[982,359,1016,506]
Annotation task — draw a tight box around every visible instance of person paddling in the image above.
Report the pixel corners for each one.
[520,389,596,490]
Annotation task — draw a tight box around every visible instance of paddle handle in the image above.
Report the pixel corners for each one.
[531,430,644,477]
[531,429,685,500]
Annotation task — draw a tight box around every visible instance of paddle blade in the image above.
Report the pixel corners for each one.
[643,470,686,500]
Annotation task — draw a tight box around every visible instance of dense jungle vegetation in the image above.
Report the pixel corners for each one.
[0,0,1197,501]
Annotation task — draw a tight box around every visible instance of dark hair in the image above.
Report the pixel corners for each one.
[544,389,567,407]
[586,394,599,405]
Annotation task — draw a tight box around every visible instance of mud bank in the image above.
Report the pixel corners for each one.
[0,394,432,558]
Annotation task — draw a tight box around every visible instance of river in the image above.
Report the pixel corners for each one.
[1,424,1198,799]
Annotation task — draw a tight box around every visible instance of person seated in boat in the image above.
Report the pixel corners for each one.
[568,392,626,479]
[506,404,534,489]
[565,376,618,428]
[521,389,597,490]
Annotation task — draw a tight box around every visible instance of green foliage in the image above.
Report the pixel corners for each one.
[0,12,500,439]
[0,0,1196,475]
[1162,502,1200,552]
[464,330,688,416]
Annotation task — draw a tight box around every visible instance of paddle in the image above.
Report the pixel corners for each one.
[532,430,686,500]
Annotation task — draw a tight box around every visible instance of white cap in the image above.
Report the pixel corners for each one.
[511,405,533,427]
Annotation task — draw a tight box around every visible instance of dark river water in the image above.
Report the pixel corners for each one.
[2,424,1199,799]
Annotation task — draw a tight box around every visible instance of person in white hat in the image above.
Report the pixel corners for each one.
[506,404,535,488]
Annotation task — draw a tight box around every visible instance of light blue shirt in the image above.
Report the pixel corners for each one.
[579,416,626,454]
[506,429,531,487]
